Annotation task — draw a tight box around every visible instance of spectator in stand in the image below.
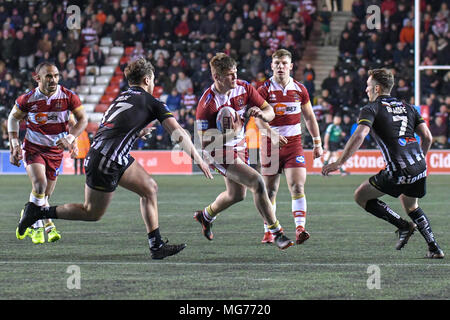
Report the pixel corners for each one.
[36,32,52,59]
[111,21,125,47]
[166,88,182,118]
[381,0,397,16]
[421,69,440,96]
[399,19,415,44]
[181,87,197,111]
[175,71,193,95]
[200,10,220,41]
[65,31,81,60]
[59,69,77,91]
[239,32,254,56]
[125,23,143,47]
[88,43,105,67]
[16,29,35,71]
[430,116,448,147]
[432,12,449,38]
[174,14,189,40]
[322,68,338,92]
[394,78,411,102]
[55,50,68,72]
[318,4,332,46]
[81,19,99,47]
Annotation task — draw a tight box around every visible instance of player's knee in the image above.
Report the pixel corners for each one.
[84,205,105,221]
[143,177,158,198]
[353,189,366,208]
[229,190,246,203]
[290,183,304,196]
[250,176,267,195]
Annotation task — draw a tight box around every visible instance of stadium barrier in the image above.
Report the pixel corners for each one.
[1,150,450,175]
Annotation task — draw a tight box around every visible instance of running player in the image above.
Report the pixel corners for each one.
[322,68,444,258]
[16,58,213,259]
[256,49,323,245]
[8,61,88,243]
[195,52,294,250]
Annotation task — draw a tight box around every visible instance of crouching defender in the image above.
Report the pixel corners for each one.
[322,68,444,259]
[17,58,213,259]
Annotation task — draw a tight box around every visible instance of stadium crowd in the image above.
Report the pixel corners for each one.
[321,0,450,149]
[0,0,449,152]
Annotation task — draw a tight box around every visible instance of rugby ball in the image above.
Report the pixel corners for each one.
[216,106,237,133]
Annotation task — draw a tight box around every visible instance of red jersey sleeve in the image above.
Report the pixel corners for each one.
[245,82,266,108]
[257,82,270,101]
[15,92,31,113]
[67,89,82,111]
[294,80,311,105]
[196,91,216,131]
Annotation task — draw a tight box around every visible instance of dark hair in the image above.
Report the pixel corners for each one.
[124,57,155,85]
[368,68,394,93]
[35,61,56,75]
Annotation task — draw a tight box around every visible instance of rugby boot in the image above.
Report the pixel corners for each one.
[150,240,186,260]
[425,245,445,259]
[16,204,42,239]
[31,227,45,244]
[295,226,310,245]
[194,210,213,240]
[274,231,294,250]
[47,227,61,243]
[395,221,416,250]
[261,231,274,244]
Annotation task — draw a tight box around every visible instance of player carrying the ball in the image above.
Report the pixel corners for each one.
[195,52,294,250]
[256,49,323,245]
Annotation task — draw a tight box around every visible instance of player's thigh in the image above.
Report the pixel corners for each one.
[284,167,306,195]
[354,179,386,207]
[226,160,265,193]
[399,195,419,213]
[118,160,157,197]
[25,162,47,193]
[223,175,247,201]
[262,174,280,200]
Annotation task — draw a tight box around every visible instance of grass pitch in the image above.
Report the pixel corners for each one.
[0,173,449,300]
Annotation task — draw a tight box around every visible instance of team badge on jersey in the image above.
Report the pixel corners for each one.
[398,138,407,146]
[296,156,305,164]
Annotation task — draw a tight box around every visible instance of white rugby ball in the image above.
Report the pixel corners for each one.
[216,106,237,133]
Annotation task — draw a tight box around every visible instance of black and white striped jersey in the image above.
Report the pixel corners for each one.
[91,86,173,165]
[358,95,426,176]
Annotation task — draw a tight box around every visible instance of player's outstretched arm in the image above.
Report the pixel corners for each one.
[162,117,213,179]
[415,123,432,156]
[322,124,370,176]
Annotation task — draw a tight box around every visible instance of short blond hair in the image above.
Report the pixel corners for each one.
[209,53,236,76]
[272,49,292,60]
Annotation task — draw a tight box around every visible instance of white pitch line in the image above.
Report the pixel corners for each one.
[0,261,449,267]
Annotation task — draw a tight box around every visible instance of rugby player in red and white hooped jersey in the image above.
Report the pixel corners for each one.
[195,52,294,250]
[8,61,87,243]
[256,49,323,245]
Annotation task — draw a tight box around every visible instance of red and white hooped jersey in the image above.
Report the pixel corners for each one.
[15,85,82,155]
[257,77,310,138]
[196,79,265,152]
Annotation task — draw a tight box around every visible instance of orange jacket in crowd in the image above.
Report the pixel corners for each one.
[74,130,90,159]
[245,116,260,149]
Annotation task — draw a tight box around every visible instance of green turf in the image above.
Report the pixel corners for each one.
[0,174,449,300]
